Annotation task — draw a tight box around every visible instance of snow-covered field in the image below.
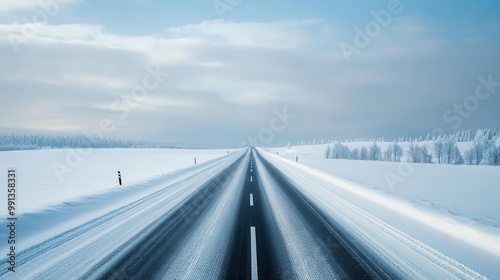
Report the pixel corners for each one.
[0,149,246,279]
[0,145,498,278]
[258,149,489,279]
[270,144,500,227]
[265,144,500,277]
[0,148,232,213]
[0,148,240,262]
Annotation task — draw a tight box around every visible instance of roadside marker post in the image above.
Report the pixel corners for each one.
[118,171,122,186]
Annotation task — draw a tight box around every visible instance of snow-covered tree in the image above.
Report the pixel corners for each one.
[368,142,382,161]
[472,129,498,165]
[408,142,433,163]
[425,133,431,141]
[496,145,500,166]
[0,133,157,151]
[483,144,500,166]
[325,145,332,159]
[463,149,475,165]
[420,145,433,163]
[452,145,464,165]
[408,142,417,163]
[442,138,462,164]
[433,137,445,164]
[360,147,368,160]
[385,141,403,162]
[330,143,351,159]
[351,148,360,160]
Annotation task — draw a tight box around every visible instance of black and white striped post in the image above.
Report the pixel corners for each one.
[118,171,122,186]
[194,158,197,165]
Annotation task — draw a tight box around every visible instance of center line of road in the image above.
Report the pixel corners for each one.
[250,176,253,182]
[250,194,254,206]
[251,226,258,280]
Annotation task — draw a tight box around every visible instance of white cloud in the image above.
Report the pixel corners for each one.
[38,74,132,90]
[165,20,323,49]
[0,0,80,12]
[0,20,323,61]
[1,18,499,145]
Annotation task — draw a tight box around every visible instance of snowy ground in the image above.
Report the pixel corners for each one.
[0,148,233,213]
[0,146,498,278]
[267,144,500,228]
[0,149,245,279]
[265,144,500,277]
[257,149,488,279]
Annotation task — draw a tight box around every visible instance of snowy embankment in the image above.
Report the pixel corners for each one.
[0,148,233,213]
[0,148,235,253]
[258,149,487,279]
[0,149,246,279]
[263,145,500,278]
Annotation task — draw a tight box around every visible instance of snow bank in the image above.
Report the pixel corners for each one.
[0,148,234,213]
[262,145,500,278]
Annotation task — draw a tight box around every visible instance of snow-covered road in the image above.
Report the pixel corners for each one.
[0,148,489,279]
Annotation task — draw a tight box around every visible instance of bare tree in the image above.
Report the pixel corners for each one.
[369,142,382,161]
[360,147,368,160]
[463,149,475,165]
[331,142,351,159]
[385,141,403,162]
[351,148,359,160]
[433,137,444,164]
[409,142,433,163]
[442,138,462,164]
[325,145,332,159]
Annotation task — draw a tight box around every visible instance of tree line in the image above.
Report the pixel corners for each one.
[0,134,164,151]
[325,129,500,166]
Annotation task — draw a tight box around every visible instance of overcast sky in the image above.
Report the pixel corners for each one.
[1,0,499,147]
